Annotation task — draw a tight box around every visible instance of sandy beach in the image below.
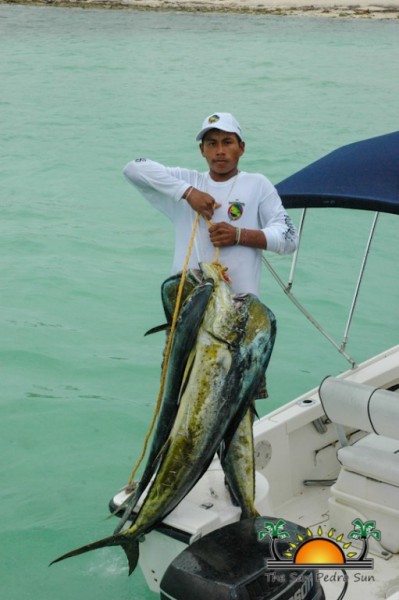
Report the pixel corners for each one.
[2,0,399,19]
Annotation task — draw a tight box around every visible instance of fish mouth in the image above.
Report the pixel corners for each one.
[190,268,204,284]
[198,262,223,284]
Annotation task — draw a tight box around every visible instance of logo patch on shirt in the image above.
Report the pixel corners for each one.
[228,200,245,221]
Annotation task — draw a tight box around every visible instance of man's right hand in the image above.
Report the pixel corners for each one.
[184,188,221,221]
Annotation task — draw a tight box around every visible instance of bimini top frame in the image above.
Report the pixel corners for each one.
[266,131,399,368]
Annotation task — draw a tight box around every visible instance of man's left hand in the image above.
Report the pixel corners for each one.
[208,222,237,247]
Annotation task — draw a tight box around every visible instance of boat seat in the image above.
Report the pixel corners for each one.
[319,377,399,443]
[319,377,399,554]
[338,433,399,487]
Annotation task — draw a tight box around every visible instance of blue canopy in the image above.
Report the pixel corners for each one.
[276,131,399,215]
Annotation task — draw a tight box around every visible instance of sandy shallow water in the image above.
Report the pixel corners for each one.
[2,0,399,19]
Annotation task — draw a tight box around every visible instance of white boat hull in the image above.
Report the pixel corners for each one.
[111,345,399,598]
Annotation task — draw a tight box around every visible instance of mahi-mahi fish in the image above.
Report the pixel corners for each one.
[114,272,214,532]
[50,262,276,575]
[220,406,258,519]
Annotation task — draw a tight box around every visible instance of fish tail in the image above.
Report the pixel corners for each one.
[240,504,260,520]
[49,532,140,576]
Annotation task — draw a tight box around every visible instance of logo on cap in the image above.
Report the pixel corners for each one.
[208,114,220,124]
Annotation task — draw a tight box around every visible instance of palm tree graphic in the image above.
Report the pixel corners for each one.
[257,517,380,600]
[347,518,381,561]
[258,519,289,560]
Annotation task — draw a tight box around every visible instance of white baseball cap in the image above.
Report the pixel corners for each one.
[196,112,243,141]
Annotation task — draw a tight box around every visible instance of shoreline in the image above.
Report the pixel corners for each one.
[2,0,399,19]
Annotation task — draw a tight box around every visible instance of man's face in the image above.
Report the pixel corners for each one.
[200,129,245,181]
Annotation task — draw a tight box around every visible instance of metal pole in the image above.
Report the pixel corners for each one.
[341,212,379,352]
[287,208,307,290]
[262,256,357,368]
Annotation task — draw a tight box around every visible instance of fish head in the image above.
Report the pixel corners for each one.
[199,262,231,286]
[161,270,201,323]
[198,263,248,347]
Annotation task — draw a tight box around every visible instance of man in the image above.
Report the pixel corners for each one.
[123,112,298,298]
[124,114,297,516]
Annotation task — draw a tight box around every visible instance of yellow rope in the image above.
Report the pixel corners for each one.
[127,212,202,484]
[204,218,231,283]
[205,217,220,263]
[126,212,231,485]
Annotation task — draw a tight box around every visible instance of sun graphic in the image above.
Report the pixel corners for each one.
[284,526,357,565]
[295,538,345,564]
[259,518,377,600]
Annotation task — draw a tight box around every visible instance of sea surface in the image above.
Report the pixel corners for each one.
[1,5,398,599]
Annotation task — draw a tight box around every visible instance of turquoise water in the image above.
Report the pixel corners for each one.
[1,5,398,599]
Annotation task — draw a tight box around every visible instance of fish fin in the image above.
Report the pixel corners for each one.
[218,440,226,460]
[240,505,260,520]
[50,533,140,575]
[144,323,170,336]
[50,534,122,564]
[223,475,240,508]
[106,482,138,521]
[153,438,171,467]
[122,538,140,576]
[113,488,141,534]
[115,441,171,536]
[114,438,170,535]
[114,439,171,535]
[177,348,196,405]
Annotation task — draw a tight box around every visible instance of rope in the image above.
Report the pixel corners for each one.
[127,211,202,484]
[204,220,231,284]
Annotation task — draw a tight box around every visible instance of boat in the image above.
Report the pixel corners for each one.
[110,131,399,600]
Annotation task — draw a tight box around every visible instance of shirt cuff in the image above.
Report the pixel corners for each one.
[174,183,191,202]
[261,227,280,253]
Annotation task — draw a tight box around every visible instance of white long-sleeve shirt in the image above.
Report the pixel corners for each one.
[124,159,298,296]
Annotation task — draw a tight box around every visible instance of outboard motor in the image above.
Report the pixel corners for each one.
[160,517,325,600]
